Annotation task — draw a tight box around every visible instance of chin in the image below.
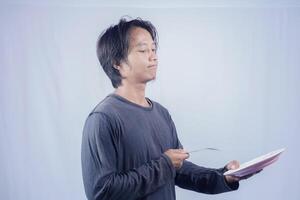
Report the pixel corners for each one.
[144,76,156,83]
[150,75,156,81]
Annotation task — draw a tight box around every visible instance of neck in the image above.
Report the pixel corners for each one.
[114,83,150,107]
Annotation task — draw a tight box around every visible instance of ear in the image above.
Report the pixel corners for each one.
[113,64,126,78]
[113,64,120,70]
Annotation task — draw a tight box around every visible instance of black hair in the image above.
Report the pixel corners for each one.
[96,17,158,88]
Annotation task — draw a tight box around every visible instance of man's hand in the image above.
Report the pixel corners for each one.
[224,160,263,183]
[164,149,189,169]
[224,160,240,183]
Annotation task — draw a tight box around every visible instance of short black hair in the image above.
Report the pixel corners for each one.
[96,17,158,88]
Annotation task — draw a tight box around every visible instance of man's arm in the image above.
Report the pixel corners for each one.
[165,112,239,194]
[175,160,239,194]
[81,113,175,200]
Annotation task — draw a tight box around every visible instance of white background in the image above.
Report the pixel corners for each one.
[1,0,300,199]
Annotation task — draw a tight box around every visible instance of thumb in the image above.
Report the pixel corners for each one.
[227,160,240,170]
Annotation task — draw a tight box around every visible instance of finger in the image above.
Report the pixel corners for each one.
[174,149,189,157]
[231,160,240,169]
[231,176,240,182]
[164,149,174,153]
[172,149,184,153]
[225,175,240,183]
[177,153,189,160]
[176,149,189,154]
[180,149,189,154]
[227,160,240,170]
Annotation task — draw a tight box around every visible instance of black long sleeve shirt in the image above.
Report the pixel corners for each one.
[81,94,238,200]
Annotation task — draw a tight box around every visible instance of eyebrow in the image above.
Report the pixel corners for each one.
[135,42,157,48]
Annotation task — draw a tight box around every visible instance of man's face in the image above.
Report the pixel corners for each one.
[118,27,158,85]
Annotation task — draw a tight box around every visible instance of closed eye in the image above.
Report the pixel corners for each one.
[138,49,156,53]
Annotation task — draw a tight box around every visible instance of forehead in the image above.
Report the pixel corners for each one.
[128,27,155,47]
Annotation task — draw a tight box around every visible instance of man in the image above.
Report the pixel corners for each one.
[81,18,246,200]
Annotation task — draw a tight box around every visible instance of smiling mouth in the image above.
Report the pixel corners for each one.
[148,65,157,68]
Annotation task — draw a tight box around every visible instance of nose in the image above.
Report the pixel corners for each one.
[149,50,158,62]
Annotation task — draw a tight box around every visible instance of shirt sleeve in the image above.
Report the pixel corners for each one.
[81,112,176,200]
[166,112,239,194]
[175,161,239,194]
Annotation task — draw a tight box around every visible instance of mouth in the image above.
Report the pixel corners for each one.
[148,65,157,68]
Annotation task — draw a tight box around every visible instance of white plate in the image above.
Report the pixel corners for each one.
[224,148,285,177]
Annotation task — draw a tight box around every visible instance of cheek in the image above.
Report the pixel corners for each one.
[127,53,149,74]
[132,60,148,71]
